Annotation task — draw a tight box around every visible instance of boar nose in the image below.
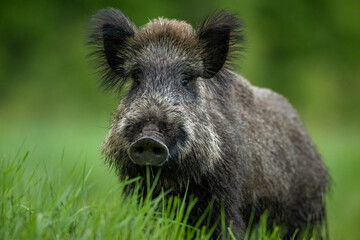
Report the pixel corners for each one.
[128,136,169,166]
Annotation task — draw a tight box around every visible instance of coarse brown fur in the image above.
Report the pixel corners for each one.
[88,8,329,238]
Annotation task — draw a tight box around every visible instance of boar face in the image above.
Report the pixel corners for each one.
[88,9,244,182]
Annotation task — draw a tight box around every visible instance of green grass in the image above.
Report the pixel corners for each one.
[1,149,215,240]
[0,148,287,240]
[0,149,324,240]
[1,149,322,240]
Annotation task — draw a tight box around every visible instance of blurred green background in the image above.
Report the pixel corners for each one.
[1,0,359,239]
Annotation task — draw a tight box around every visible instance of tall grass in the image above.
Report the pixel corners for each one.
[1,148,326,239]
[1,150,215,240]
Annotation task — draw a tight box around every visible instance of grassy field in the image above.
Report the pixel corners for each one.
[0,117,359,239]
[0,147,309,240]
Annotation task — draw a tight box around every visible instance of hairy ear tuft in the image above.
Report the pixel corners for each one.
[87,8,136,91]
[197,11,245,79]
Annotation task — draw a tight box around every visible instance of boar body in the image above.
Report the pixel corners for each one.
[88,8,329,237]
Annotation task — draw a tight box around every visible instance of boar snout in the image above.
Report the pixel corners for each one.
[128,135,169,166]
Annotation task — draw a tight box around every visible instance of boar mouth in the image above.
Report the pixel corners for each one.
[128,134,169,166]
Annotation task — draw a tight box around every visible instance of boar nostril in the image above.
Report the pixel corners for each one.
[128,136,169,166]
[136,146,144,154]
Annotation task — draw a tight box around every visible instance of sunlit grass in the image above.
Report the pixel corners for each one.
[1,147,331,240]
[1,150,216,240]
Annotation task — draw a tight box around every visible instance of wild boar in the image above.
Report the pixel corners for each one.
[88,8,329,238]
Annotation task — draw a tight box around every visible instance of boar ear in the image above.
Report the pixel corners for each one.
[197,12,244,79]
[88,8,136,90]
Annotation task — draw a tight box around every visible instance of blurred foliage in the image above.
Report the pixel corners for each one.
[0,0,359,239]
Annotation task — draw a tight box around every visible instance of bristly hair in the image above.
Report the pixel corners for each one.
[87,8,136,92]
[196,11,245,79]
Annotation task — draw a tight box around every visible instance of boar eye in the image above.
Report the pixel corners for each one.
[181,79,189,86]
[181,74,191,86]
